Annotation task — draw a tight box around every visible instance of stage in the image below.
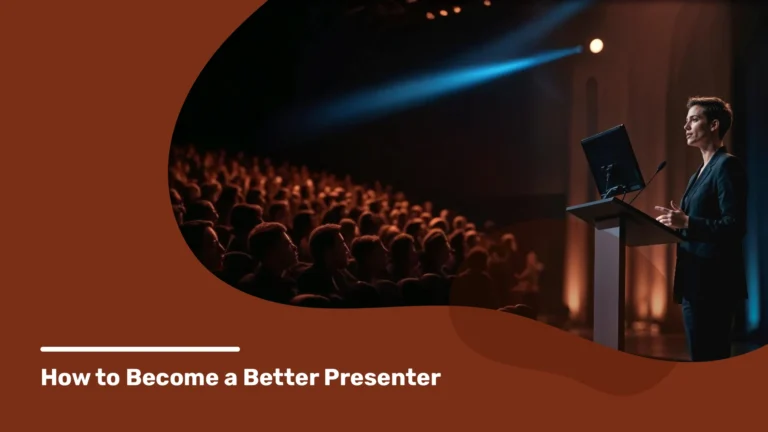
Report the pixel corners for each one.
[567,327,762,361]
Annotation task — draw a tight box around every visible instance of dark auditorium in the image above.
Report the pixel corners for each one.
[168,0,768,362]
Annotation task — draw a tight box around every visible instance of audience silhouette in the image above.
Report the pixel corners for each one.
[170,145,561,323]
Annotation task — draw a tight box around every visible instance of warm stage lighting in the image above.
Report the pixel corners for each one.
[454,6,461,13]
[484,0,491,6]
[439,10,448,16]
[589,38,604,54]
[426,12,435,20]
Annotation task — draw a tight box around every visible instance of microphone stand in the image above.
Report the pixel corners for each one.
[628,162,666,206]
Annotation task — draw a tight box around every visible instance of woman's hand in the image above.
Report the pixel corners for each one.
[655,200,689,229]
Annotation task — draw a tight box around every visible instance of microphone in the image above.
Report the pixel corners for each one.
[628,161,666,206]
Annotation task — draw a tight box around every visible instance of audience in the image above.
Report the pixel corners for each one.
[297,224,351,302]
[169,145,563,325]
[387,234,420,283]
[451,247,498,310]
[237,222,298,304]
[226,204,263,253]
[349,236,388,284]
[179,220,225,273]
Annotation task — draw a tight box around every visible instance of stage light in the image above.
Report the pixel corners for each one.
[406,0,418,3]
[426,12,435,19]
[454,1,590,65]
[484,0,491,6]
[454,6,461,13]
[297,46,583,134]
[589,38,603,53]
[439,10,448,16]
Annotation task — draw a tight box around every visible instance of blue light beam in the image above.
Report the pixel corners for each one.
[454,0,592,66]
[299,45,583,134]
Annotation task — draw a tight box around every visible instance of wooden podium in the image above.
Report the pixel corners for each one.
[566,197,682,351]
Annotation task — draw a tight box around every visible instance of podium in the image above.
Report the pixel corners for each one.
[566,197,682,351]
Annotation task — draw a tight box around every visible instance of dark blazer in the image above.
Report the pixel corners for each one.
[673,147,748,303]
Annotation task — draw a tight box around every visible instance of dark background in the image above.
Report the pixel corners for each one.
[171,0,586,224]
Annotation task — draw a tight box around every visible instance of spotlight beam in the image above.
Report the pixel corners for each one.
[297,46,583,134]
[278,2,594,138]
[454,0,592,66]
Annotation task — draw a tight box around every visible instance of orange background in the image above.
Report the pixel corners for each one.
[4,0,766,429]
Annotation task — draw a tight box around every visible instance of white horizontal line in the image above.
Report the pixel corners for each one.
[40,346,240,353]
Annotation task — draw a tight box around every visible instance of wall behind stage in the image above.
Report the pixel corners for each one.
[732,2,768,338]
[564,1,732,330]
